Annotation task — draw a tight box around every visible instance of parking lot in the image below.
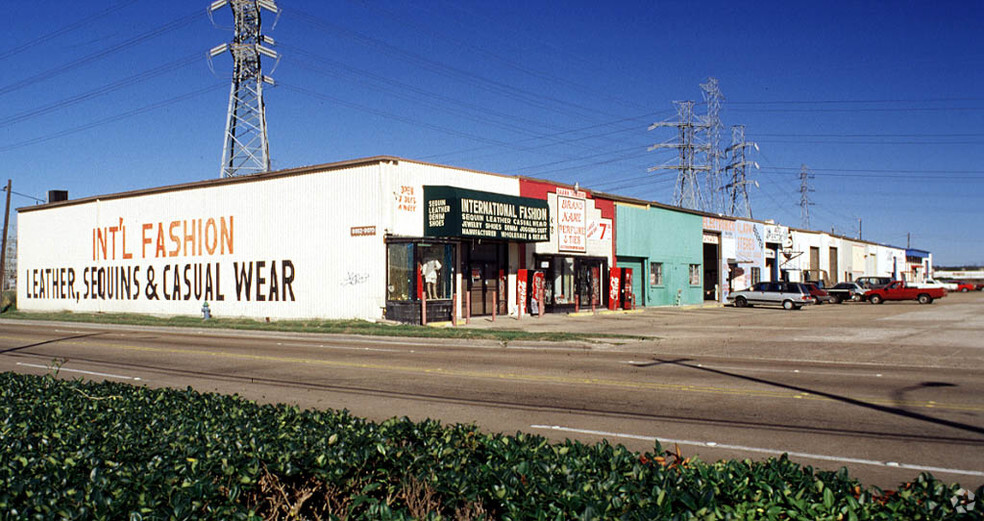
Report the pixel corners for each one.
[458,290,984,371]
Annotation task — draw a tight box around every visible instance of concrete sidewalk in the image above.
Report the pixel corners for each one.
[446,302,725,336]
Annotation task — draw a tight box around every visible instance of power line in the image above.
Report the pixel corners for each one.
[0,83,225,153]
[729,97,984,105]
[342,0,650,113]
[764,166,984,174]
[757,169,984,180]
[0,54,200,129]
[731,106,984,113]
[420,111,665,163]
[0,9,201,98]
[280,82,515,148]
[0,0,140,62]
[754,132,984,138]
[756,139,983,145]
[287,8,620,122]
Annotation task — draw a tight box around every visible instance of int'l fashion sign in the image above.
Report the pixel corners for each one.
[557,195,587,253]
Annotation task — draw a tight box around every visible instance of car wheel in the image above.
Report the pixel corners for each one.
[735,296,748,308]
[961,288,969,292]
[869,295,883,305]
[917,294,933,304]
[782,300,794,310]
[831,295,842,304]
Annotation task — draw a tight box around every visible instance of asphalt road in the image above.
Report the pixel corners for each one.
[2,291,983,490]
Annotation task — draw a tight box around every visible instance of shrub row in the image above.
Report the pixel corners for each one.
[1,371,979,520]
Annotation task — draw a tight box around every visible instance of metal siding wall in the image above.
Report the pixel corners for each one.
[615,203,702,306]
[18,164,389,321]
[384,162,520,238]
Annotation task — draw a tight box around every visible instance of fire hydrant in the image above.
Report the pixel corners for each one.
[201,302,211,320]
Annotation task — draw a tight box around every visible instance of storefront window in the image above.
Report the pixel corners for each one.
[387,242,455,301]
[387,243,414,301]
[550,257,575,304]
[418,243,452,300]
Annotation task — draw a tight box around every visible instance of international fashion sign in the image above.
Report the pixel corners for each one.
[424,186,549,242]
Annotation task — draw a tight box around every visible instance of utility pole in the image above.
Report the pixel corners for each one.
[799,164,815,229]
[724,125,759,218]
[648,101,711,211]
[209,0,280,178]
[0,180,11,293]
[858,218,862,240]
[700,78,724,213]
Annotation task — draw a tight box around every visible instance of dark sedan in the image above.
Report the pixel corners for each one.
[827,282,867,303]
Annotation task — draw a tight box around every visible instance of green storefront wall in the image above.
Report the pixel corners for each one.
[615,203,704,307]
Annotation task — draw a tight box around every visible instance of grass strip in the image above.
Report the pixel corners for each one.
[0,309,649,344]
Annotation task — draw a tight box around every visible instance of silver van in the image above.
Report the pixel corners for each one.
[728,282,817,310]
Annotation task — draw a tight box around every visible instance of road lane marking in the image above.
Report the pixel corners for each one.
[16,362,141,381]
[275,342,406,353]
[530,425,984,478]
[4,335,983,413]
[624,361,894,379]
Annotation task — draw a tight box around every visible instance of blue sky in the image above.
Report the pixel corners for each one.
[2,1,982,265]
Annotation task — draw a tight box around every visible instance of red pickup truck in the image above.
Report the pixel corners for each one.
[866,280,946,304]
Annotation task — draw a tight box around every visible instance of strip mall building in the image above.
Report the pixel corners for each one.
[17,156,924,323]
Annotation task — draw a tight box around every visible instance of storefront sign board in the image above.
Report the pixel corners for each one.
[424,186,549,242]
[558,195,587,252]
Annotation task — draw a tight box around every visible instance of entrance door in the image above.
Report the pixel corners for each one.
[468,263,497,316]
[576,259,605,308]
[703,242,720,300]
[620,257,645,307]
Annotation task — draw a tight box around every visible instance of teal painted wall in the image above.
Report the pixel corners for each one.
[616,204,703,306]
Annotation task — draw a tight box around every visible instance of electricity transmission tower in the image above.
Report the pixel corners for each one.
[209,0,280,178]
[724,125,759,218]
[700,78,724,214]
[799,164,815,229]
[648,101,711,211]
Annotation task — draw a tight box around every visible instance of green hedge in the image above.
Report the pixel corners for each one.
[1,371,979,520]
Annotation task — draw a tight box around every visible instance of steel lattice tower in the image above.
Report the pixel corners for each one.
[209,0,280,178]
[700,78,724,214]
[649,101,711,210]
[799,164,815,229]
[724,125,759,218]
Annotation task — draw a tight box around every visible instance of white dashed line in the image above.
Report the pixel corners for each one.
[16,362,142,381]
[530,424,984,478]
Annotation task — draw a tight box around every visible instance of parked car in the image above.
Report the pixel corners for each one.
[728,282,816,310]
[866,280,946,304]
[826,282,866,303]
[803,283,834,304]
[854,276,892,290]
[951,281,976,292]
[914,279,958,291]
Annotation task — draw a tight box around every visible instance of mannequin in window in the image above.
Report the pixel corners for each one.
[421,258,442,299]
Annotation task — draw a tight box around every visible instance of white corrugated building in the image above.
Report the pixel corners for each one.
[18,157,562,323]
